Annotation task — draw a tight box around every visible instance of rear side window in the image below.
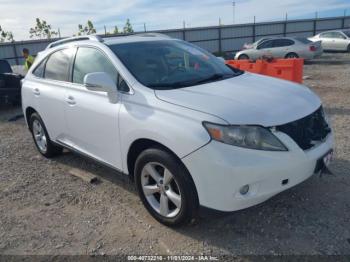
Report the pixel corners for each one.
[320,32,333,38]
[45,49,74,82]
[73,47,118,85]
[273,39,295,47]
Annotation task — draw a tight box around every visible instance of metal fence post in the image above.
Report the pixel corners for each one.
[218,26,222,54]
[252,16,256,42]
[284,13,288,37]
[313,18,317,36]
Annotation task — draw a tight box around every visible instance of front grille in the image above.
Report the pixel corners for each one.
[276,106,331,150]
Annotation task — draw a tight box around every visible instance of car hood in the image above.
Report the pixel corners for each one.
[155,73,321,126]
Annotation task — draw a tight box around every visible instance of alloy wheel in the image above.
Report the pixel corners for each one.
[141,162,182,218]
[32,119,47,153]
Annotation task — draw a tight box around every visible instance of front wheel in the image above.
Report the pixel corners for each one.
[135,148,199,226]
[238,54,249,60]
[29,113,63,158]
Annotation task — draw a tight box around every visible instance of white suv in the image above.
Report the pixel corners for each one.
[22,34,334,226]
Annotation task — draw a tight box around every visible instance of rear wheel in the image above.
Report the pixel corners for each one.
[238,54,249,60]
[29,113,63,158]
[285,52,299,59]
[135,148,198,226]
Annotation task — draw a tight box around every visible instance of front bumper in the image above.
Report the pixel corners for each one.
[182,131,334,212]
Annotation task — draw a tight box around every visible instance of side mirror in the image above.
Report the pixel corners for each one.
[84,72,118,103]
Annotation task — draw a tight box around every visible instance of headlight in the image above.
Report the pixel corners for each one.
[203,122,288,151]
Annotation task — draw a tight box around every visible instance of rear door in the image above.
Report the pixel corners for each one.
[271,39,295,58]
[63,46,123,169]
[32,48,75,142]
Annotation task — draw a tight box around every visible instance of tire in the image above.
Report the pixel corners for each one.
[134,148,199,226]
[29,113,63,158]
[285,52,299,59]
[238,54,249,60]
[347,44,350,53]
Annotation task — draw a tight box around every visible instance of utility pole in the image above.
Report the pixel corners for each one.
[58,28,61,38]
[232,1,236,24]
[183,20,186,29]
[144,23,147,32]
[219,17,222,26]
[104,25,107,36]
[315,12,318,19]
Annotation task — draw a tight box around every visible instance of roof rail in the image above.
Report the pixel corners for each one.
[46,35,104,49]
[132,33,171,38]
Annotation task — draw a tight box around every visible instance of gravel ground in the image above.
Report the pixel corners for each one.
[0,53,349,256]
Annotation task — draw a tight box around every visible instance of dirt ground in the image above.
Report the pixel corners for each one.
[0,53,349,256]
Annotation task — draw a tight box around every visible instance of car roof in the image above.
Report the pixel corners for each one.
[46,33,174,50]
[319,30,346,34]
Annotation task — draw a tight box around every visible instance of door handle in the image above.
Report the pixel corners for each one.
[66,96,76,105]
[33,88,40,96]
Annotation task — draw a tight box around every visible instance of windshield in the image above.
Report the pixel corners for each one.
[343,30,350,38]
[0,60,12,74]
[109,40,243,89]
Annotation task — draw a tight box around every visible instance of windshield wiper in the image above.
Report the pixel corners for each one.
[148,74,234,89]
[191,73,230,85]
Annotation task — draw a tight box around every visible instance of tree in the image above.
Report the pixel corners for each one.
[0,25,14,42]
[78,20,97,36]
[113,26,119,34]
[123,19,134,34]
[29,18,58,39]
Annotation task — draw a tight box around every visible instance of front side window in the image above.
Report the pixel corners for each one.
[108,40,242,90]
[257,40,274,49]
[45,49,74,81]
[73,47,118,85]
[332,32,346,39]
[343,30,350,38]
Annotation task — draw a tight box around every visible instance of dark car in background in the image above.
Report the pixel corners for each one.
[0,59,23,105]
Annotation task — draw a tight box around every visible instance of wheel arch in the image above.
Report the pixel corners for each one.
[126,138,198,194]
[127,138,178,178]
[25,106,37,131]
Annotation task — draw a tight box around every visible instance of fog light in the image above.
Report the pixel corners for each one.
[240,184,250,195]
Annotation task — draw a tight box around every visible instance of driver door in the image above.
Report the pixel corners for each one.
[63,46,124,169]
[256,39,274,59]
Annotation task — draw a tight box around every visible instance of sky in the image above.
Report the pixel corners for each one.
[0,0,350,41]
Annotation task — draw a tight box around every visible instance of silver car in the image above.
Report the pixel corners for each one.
[235,37,323,60]
[309,30,350,52]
